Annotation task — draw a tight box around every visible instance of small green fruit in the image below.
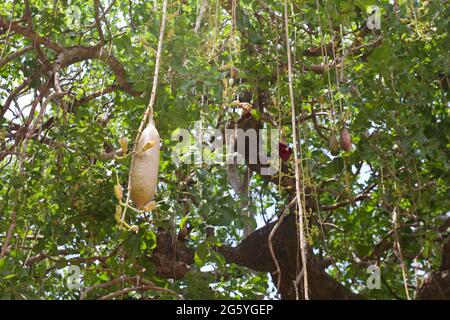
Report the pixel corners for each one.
[328,135,341,156]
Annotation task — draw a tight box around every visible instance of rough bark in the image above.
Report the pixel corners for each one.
[218,213,360,299]
[417,270,450,300]
[416,235,450,300]
[152,228,195,280]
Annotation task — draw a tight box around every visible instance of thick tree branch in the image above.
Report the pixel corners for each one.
[218,213,361,299]
[0,15,141,98]
[0,16,63,52]
[0,44,33,68]
[93,0,105,43]
[61,45,141,96]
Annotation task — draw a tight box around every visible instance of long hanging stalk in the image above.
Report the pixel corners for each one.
[121,0,169,223]
[283,0,309,299]
[194,0,207,33]
[393,198,411,299]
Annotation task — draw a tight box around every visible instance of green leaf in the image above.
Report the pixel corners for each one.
[194,242,209,267]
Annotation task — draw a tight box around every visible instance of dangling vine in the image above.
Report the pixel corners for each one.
[283,0,309,300]
[118,0,169,228]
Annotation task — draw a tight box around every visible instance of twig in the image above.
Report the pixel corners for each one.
[73,85,120,107]
[81,274,180,300]
[0,65,45,120]
[321,183,376,211]
[81,276,129,300]
[97,284,153,300]
[97,283,177,300]
[0,45,33,68]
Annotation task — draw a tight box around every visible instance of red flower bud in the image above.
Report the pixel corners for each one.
[279,143,293,162]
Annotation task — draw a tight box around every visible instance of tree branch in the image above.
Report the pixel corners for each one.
[0,45,33,68]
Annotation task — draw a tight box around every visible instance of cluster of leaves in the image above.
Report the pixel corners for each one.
[1,0,449,299]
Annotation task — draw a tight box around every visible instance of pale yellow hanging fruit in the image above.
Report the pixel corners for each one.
[114,205,122,222]
[143,201,157,212]
[129,225,139,233]
[114,183,123,202]
[119,137,129,155]
[130,122,160,209]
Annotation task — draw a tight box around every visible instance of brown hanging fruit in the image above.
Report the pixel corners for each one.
[130,122,160,209]
[340,127,352,152]
[328,135,341,156]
